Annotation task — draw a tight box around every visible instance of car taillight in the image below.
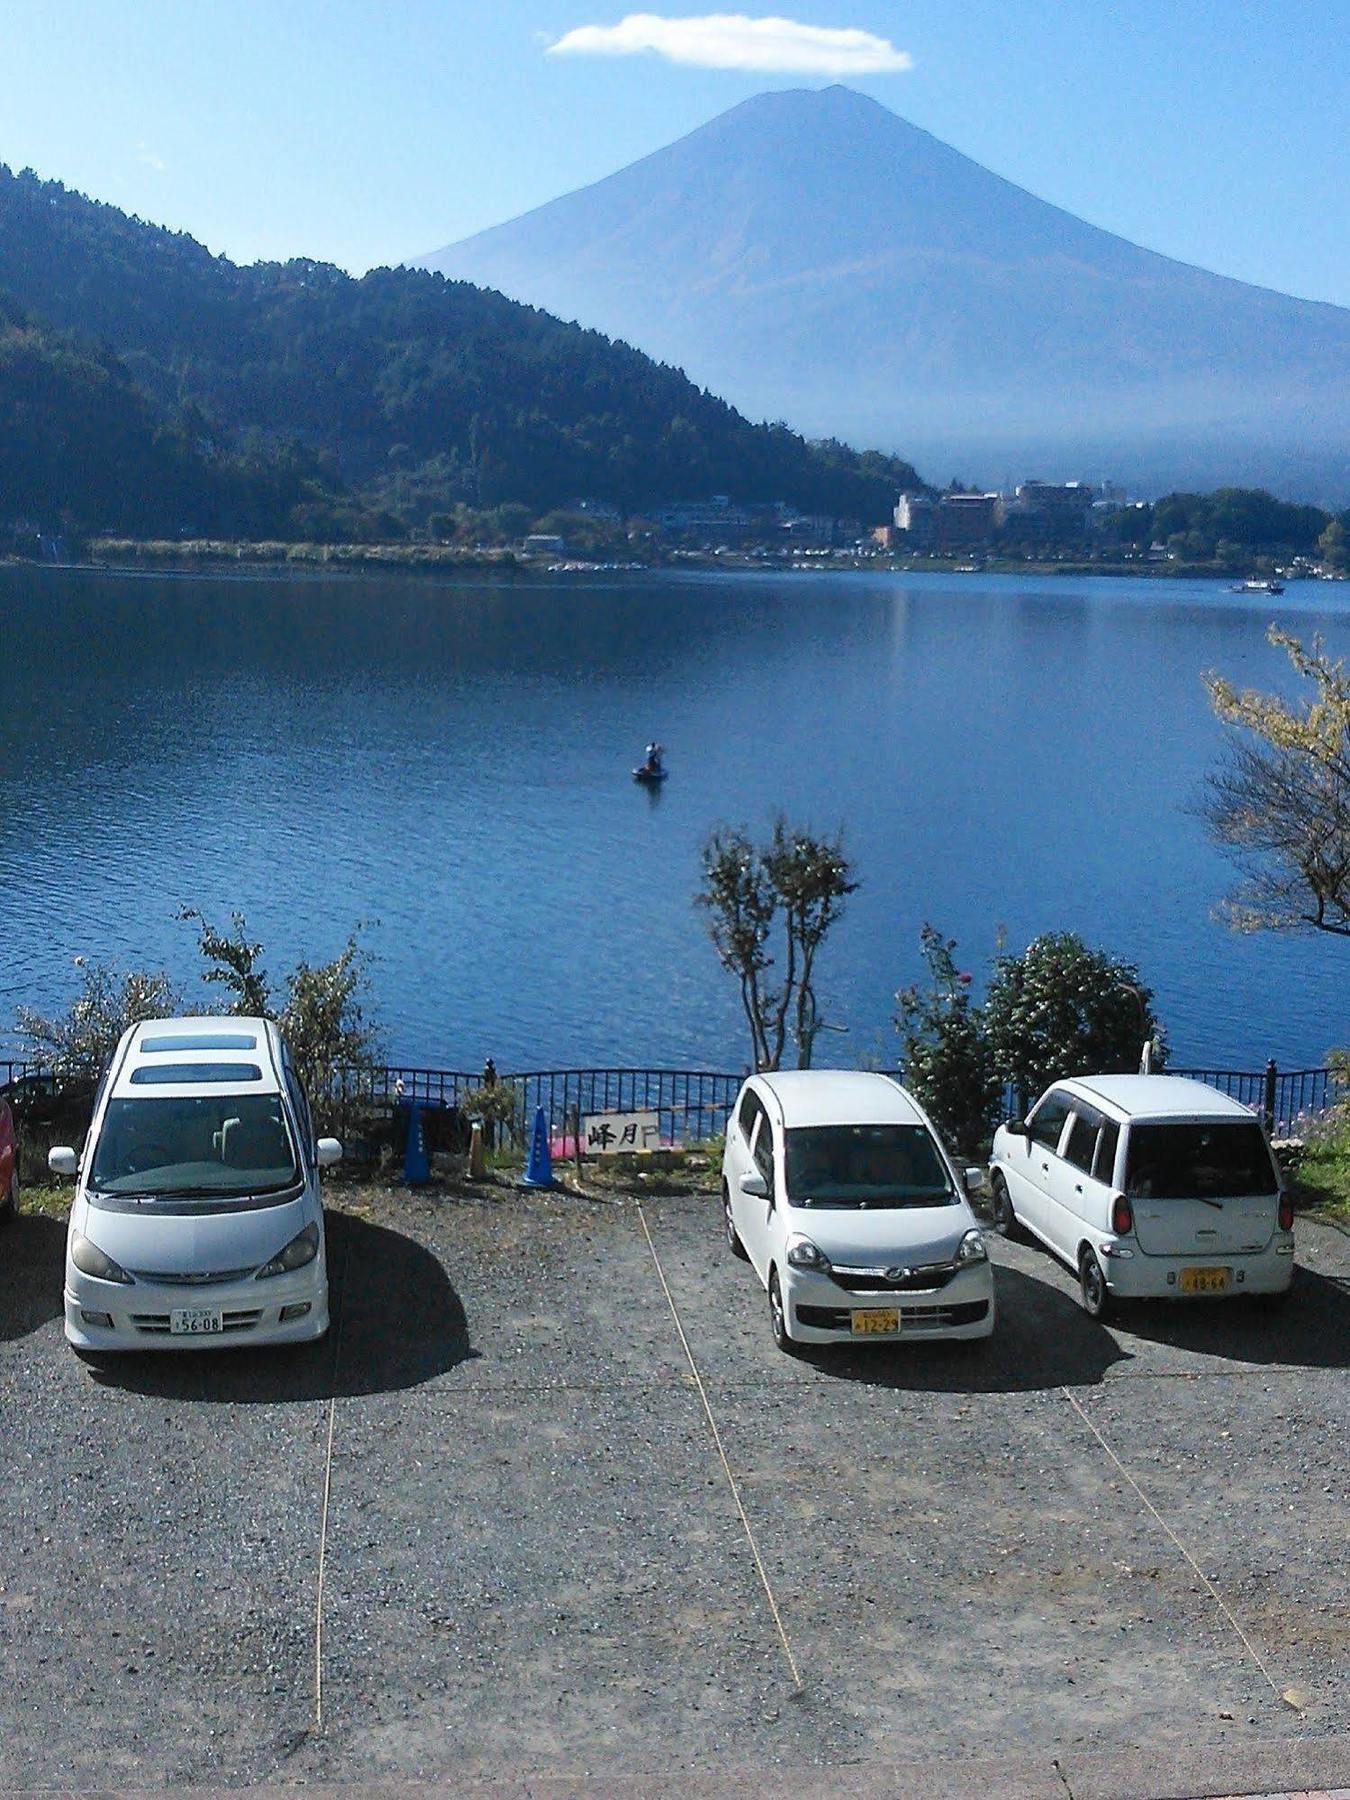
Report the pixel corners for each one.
[1278,1192,1294,1232]
[1111,1193,1133,1235]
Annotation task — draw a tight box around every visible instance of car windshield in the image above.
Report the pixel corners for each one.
[89,1094,299,1201]
[784,1124,955,1208]
[1123,1121,1278,1200]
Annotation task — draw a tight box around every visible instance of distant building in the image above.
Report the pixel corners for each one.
[1001,479,1095,542]
[523,534,566,556]
[895,490,1001,550]
[935,492,1001,548]
[894,492,937,547]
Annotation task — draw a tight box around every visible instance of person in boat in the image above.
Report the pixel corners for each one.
[642,740,665,776]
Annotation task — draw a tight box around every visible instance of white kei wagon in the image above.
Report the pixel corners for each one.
[990,1075,1295,1317]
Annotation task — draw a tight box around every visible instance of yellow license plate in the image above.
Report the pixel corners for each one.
[1179,1266,1229,1294]
[851,1307,899,1336]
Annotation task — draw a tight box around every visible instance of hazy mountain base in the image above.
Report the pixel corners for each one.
[425,86,1350,505]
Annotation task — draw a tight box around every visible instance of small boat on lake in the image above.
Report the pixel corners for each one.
[1232,578,1284,594]
[633,765,668,785]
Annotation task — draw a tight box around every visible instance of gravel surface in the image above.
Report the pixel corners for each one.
[0,1182,1346,1794]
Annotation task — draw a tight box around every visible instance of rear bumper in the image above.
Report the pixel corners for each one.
[1100,1239,1294,1300]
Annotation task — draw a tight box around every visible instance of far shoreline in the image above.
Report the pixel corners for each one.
[5,539,1338,587]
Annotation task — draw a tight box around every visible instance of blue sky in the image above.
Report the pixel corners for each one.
[3,2,1347,307]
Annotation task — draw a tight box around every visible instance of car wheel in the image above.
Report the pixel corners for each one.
[990,1171,1024,1242]
[1078,1248,1112,1320]
[768,1267,800,1356]
[722,1183,749,1260]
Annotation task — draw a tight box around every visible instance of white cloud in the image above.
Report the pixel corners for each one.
[547,13,913,75]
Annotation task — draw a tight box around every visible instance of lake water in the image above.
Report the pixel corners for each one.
[3,563,1346,1075]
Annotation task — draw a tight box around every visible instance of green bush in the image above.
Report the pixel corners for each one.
[894,926,1000,1158]
[983,932,1165,1111]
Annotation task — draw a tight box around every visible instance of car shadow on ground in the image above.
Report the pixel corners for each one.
[1113,1262,1350,1368]
[0,1210,67,1342]
[805,1263,1133,1393]
[74,1209,477,1403]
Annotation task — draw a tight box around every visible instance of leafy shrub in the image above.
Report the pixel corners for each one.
[15,961,180,1080]
[894,926,1000,1158]
[983,932,1165,1111]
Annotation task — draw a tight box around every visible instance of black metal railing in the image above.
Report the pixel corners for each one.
[7,1054,1348,1156]
[505,1068,742,1146]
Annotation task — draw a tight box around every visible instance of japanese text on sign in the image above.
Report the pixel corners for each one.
[582,1111,661,1155]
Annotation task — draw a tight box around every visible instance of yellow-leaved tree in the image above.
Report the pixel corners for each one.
[1203,629,1350,937]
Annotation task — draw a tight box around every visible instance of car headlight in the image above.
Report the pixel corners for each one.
[785,1235,831,1272]
[70,1232,133,1285]
[955,1228,988,1266]
[256,1222,320,1280]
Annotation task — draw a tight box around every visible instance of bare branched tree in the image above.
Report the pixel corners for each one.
[1202,630,1350,936]
[697,819,857,1070]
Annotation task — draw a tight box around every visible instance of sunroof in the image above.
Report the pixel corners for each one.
[141,1032,258,1052]
[129,1063,262,1085]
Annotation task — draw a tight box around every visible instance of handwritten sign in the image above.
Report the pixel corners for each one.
[582,1110,662,1155]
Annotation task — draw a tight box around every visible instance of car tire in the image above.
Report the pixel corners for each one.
[990,1171,1025,1242]
[723,1183,749,1260]
[1078,1248,1112,1320]
[768,1267,801,1356]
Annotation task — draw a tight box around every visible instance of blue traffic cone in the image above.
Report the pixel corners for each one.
[403,1099,430,1186]
[519,1104,554,1189]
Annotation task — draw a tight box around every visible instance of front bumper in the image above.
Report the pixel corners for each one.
[64,1262,329,1351]
[1099,1238,1295,1301]
[783,1261,995,1343]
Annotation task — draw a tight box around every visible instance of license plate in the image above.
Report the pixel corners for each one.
[851,1307,899,1336]
[170,1307,223,1335]
[1179,1267,1229,1295]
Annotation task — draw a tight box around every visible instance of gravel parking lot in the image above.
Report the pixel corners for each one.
[0,1183,1346,1798]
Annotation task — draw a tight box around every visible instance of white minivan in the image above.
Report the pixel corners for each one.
[49,1016,340,1352]
[990,1075,1295,1317]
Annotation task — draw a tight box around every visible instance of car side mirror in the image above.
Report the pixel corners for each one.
[963,1167,987,1197]
[1004,1119,1029,1138]
[316,1138,343,1168]
[48,1146,78,1177]
[739,1170,769,1200]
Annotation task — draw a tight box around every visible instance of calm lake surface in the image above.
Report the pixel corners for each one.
[3,564,1347,1074]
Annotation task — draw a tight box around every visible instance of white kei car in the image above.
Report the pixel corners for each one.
[989,1075,1295,1317]
[721,1070,995,1353]
[49,1016,340,1353]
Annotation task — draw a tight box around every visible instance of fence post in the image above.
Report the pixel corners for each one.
[1262,1059,1278,1134]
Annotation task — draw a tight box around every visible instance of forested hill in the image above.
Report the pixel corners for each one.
[0,295,353,537]
[0,164,923,530]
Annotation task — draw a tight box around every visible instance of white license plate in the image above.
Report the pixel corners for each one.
[170,1307,223,1336]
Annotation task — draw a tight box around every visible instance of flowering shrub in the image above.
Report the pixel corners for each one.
[16,961,181,1080]
[894,926,1000,1158]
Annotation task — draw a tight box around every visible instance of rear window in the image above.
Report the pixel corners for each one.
[141,1032,258,1052]
[129,1062,262,1085]
[1124,1122,1277,1200]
